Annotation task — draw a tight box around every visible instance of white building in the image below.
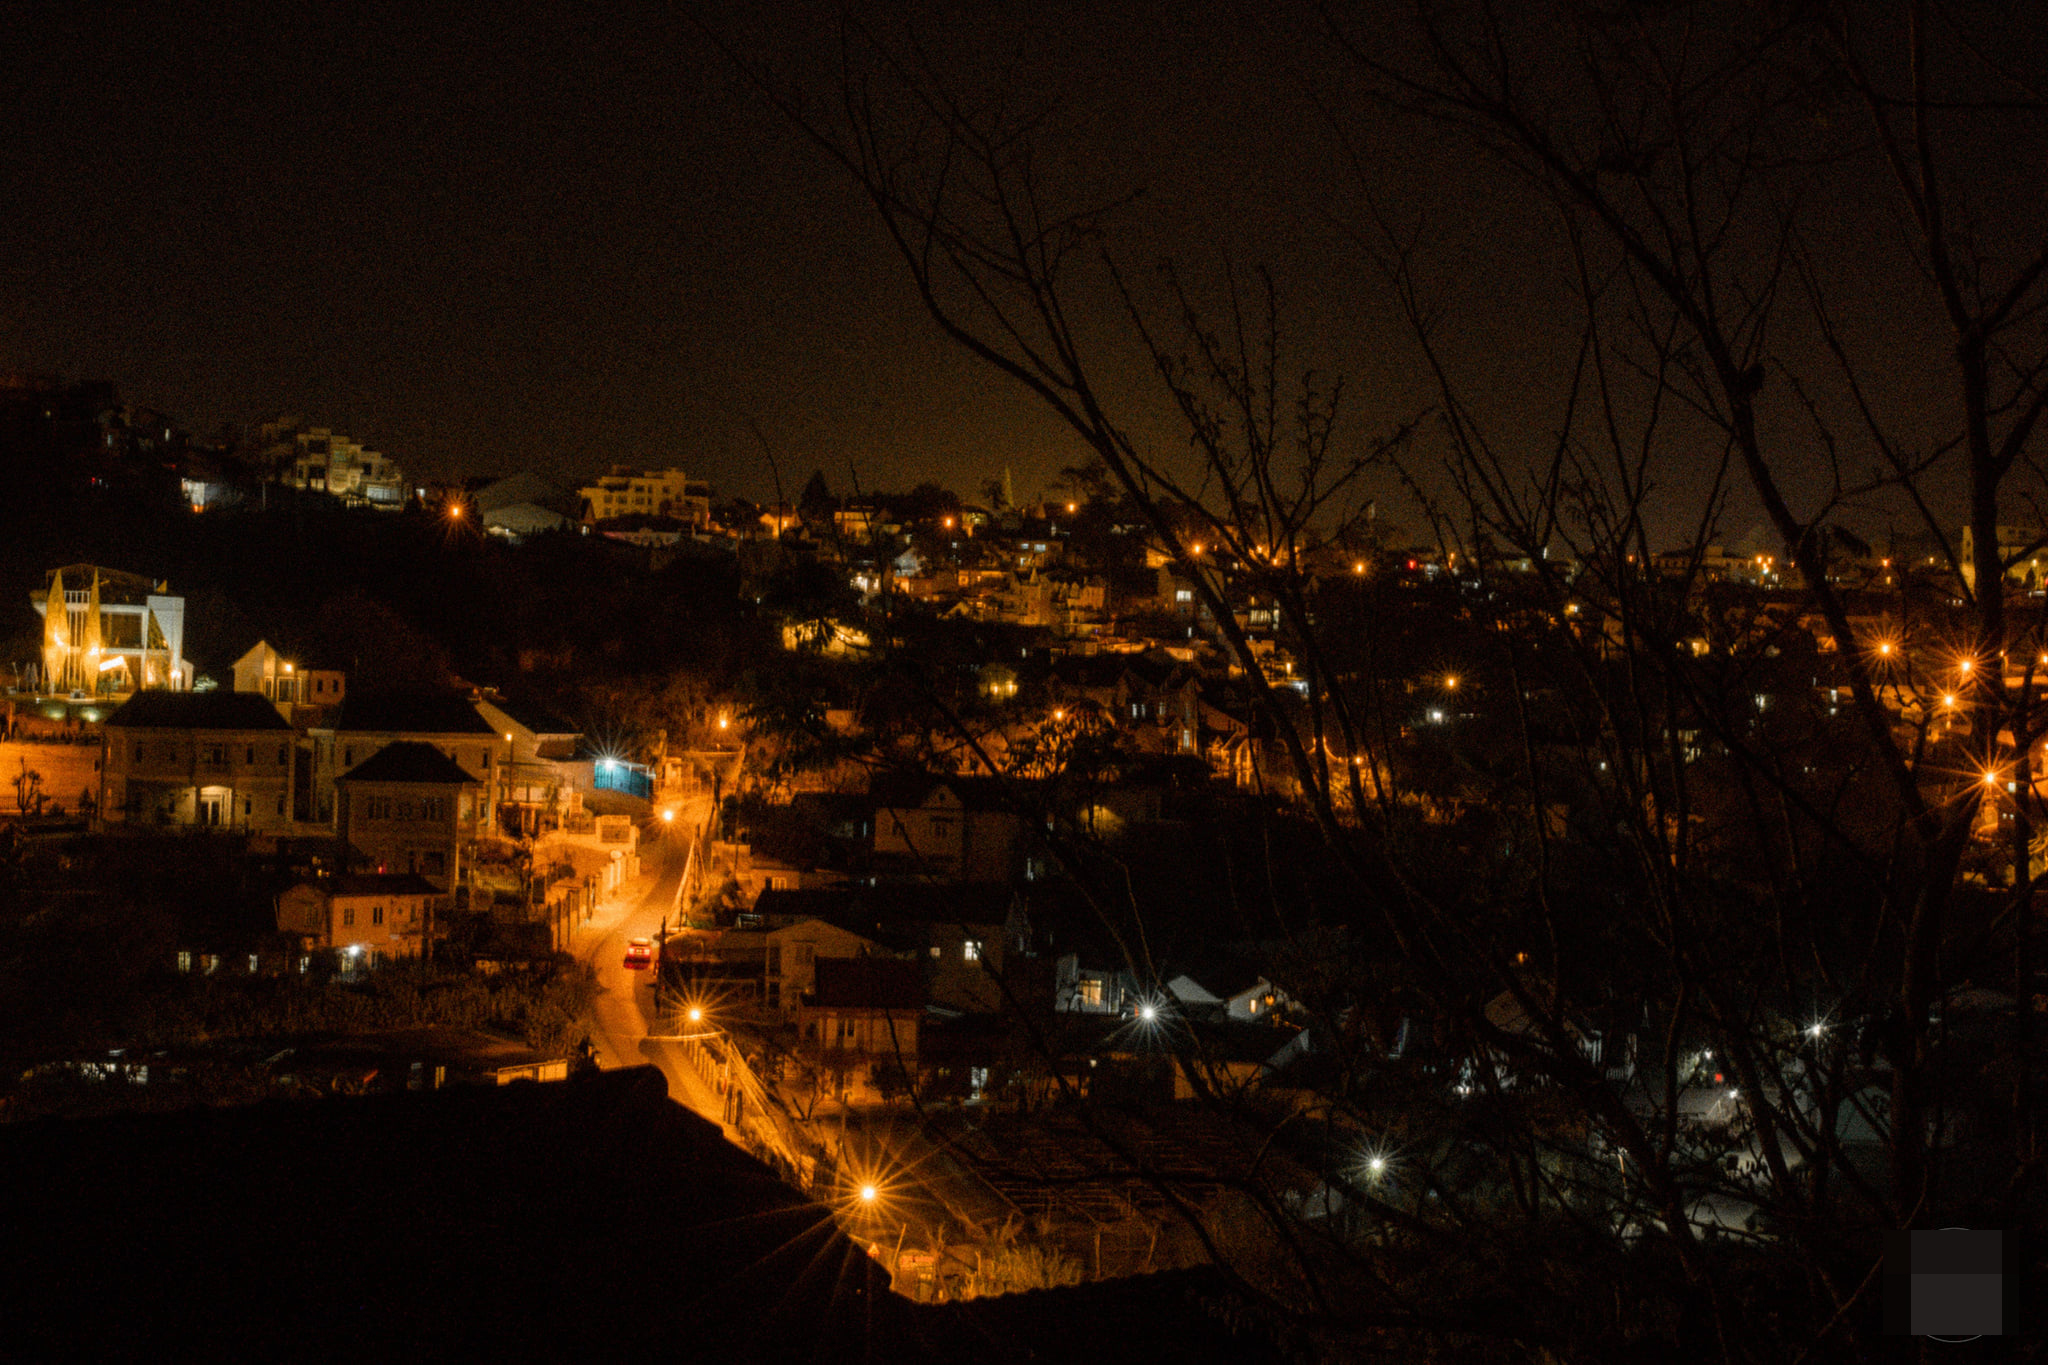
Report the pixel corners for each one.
[287,428,406,509]
[32,564,186,696]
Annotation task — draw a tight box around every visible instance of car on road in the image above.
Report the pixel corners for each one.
[624,938,656,971]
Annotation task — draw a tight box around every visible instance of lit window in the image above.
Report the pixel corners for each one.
[177,950,192,973]
[964,939,983,962]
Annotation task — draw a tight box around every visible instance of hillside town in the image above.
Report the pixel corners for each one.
[9,2,2048,1349]
[3,362,2039,1338]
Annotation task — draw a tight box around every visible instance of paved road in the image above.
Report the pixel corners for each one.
[573,794,731,1130]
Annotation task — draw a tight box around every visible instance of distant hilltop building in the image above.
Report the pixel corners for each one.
[578,467,709,527]
[1959,522,2047,593]
[259,420,407,509]
[31,565,186,696]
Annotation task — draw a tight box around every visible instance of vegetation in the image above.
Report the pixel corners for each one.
[706,3,2048,1358]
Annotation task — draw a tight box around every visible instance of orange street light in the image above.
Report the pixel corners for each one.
[1958,658,1974,675]
[1065,502,1077,513]
[1444,674,1460,691]
[448,502,463,521]
[1876,641,1894,656]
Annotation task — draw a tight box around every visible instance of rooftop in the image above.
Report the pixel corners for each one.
[335,692,495,735]
[339,741,480,786]
[102,691,291,732]
[808,956,927,1011]
[326,872,444,897]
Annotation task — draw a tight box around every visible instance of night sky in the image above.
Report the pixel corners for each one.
[4,1,2037,542]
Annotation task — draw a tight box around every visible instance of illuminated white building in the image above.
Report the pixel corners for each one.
[32,564,186,696]
[286,428,406,508]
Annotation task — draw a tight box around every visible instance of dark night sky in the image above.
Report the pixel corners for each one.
[3,1,2037,542]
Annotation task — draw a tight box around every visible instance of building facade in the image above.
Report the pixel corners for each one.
[577,466,710,527]
[231,640,346,720]
[32,564,186,696]
[284,428,407,509]
[335,742,481,891]
[98,691,295,832]
[276,872,440,961]
[310,694,506,830]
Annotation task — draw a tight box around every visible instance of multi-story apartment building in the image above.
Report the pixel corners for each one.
[284,427,407,509]
[577,466,710,526]
[97,691,296,832]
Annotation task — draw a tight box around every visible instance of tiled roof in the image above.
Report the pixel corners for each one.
[339,741,479,785]
[328,873,443,897]
[807,957,926,1011]
[482,696,579,736]
[336,693,494,735]
[102,691,291,731]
